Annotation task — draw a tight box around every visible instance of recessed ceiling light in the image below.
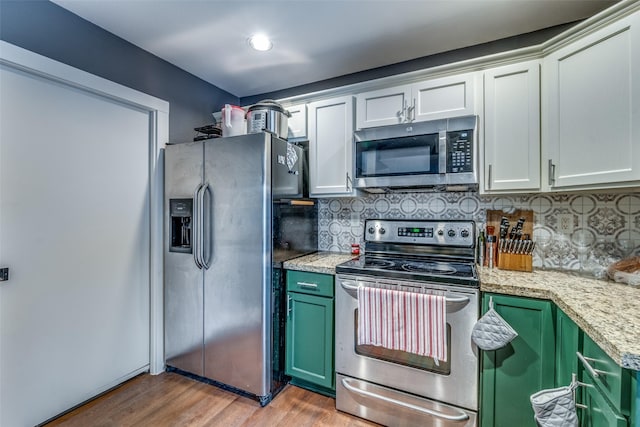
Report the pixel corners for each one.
[248,34,272,52]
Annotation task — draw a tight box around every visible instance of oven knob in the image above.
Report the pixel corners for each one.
[447,229,456,237]
[379,227,386,235]
[461,229,470,238]
[368,227,375,234]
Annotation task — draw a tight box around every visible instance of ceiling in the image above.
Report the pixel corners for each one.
[52,0,619,98]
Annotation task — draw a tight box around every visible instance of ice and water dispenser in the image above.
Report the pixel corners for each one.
[169,199,193,253]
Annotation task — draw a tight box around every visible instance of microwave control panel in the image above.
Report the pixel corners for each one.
[447,130,473,173]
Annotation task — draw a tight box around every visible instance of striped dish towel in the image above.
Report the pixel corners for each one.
[357,286,447,362]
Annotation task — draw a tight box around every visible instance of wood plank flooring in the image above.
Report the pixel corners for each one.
[45,373,379,426]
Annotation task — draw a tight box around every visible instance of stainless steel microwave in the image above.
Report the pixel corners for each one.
[353,116,478,192]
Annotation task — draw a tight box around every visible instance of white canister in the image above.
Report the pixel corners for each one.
[221,104,246,137]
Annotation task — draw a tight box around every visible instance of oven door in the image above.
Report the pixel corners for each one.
[335,275,479,412]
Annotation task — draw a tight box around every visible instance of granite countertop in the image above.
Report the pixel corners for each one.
[480,267,640,371]
[282,251,355,275]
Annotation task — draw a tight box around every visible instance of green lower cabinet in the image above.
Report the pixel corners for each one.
[582,376,628,427]
[555,308,581,388]
[480,293,556,427]
[285,290,334,390]
[633,372,639,427]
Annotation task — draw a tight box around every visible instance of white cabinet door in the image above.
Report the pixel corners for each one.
[355,85,411,129]
[356,73,476,129]
[543,11,640,190]
[286,103,307,140]
[308,96,356,196]
[484,61,541,192]
[413,73,476,122]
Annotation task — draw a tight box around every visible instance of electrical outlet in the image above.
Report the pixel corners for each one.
[557,214,574,234]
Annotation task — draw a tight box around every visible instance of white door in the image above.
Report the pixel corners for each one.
[308,96,356,197]
[412,73,476,122]
[355,85,411,129]
[483,61,541,192]
[543,11,640,190]
[0,64,151,425]
[285,103,308,140]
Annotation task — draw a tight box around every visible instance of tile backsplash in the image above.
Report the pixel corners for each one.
[318,191,640,270]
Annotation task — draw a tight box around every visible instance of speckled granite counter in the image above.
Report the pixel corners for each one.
[480,267,640,371]
[283,251,355,275]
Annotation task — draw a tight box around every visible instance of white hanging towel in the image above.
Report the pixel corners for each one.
[357,286,447,361]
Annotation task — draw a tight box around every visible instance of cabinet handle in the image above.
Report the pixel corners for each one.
[287,295,292,318]
[402,99,409,123]
[548,159,556,186]
[346,172,352,192]
[576,352,607,378]
[407,99,415,122]
[297,281,318,289]
[487,164,493,190]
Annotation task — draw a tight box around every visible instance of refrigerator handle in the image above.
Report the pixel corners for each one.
[199,183,211,270]
[192,183,204,269]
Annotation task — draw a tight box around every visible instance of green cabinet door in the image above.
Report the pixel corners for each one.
[481,293,556,427]
[285,291,334,389]
[556,308,581,388]
[582,376,628,427]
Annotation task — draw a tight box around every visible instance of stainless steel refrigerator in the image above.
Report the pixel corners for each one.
[164,132,312,405]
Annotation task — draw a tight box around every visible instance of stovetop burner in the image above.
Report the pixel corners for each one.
[364,259,396,269]
[401,261,458,275]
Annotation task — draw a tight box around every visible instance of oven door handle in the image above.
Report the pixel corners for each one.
[339,281,470,305]
[340,378,470,422]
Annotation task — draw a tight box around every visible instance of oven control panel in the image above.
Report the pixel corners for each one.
[365,219,475,247]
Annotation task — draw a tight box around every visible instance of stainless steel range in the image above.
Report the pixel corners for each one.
[335,219,479,427]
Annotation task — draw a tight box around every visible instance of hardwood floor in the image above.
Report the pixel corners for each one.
[45,373,379,426]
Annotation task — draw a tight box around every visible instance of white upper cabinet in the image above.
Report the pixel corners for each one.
[308,95,357,197]
[412,73,476,122]
[483,60,541,192]
[356,73,476,129]
[285,103,307,140]
[356,85,412,129]
[543,10,640,191]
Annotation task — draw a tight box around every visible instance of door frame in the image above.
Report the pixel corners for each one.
[0,40,168,375]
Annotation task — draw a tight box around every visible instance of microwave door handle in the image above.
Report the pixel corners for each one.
[438,130,447,174]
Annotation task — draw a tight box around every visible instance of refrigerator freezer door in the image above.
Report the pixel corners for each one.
[203,133,272,397]
[164,141,205,376]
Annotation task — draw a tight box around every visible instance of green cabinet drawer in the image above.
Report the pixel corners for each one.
[581,334,632,416]
[287,271,334,297]
[582,373,628,427]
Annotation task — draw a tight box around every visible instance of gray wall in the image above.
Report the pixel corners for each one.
[0,0,238,143]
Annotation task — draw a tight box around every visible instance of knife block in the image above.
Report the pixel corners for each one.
[497,253,533,272]
[486,209,534,273]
